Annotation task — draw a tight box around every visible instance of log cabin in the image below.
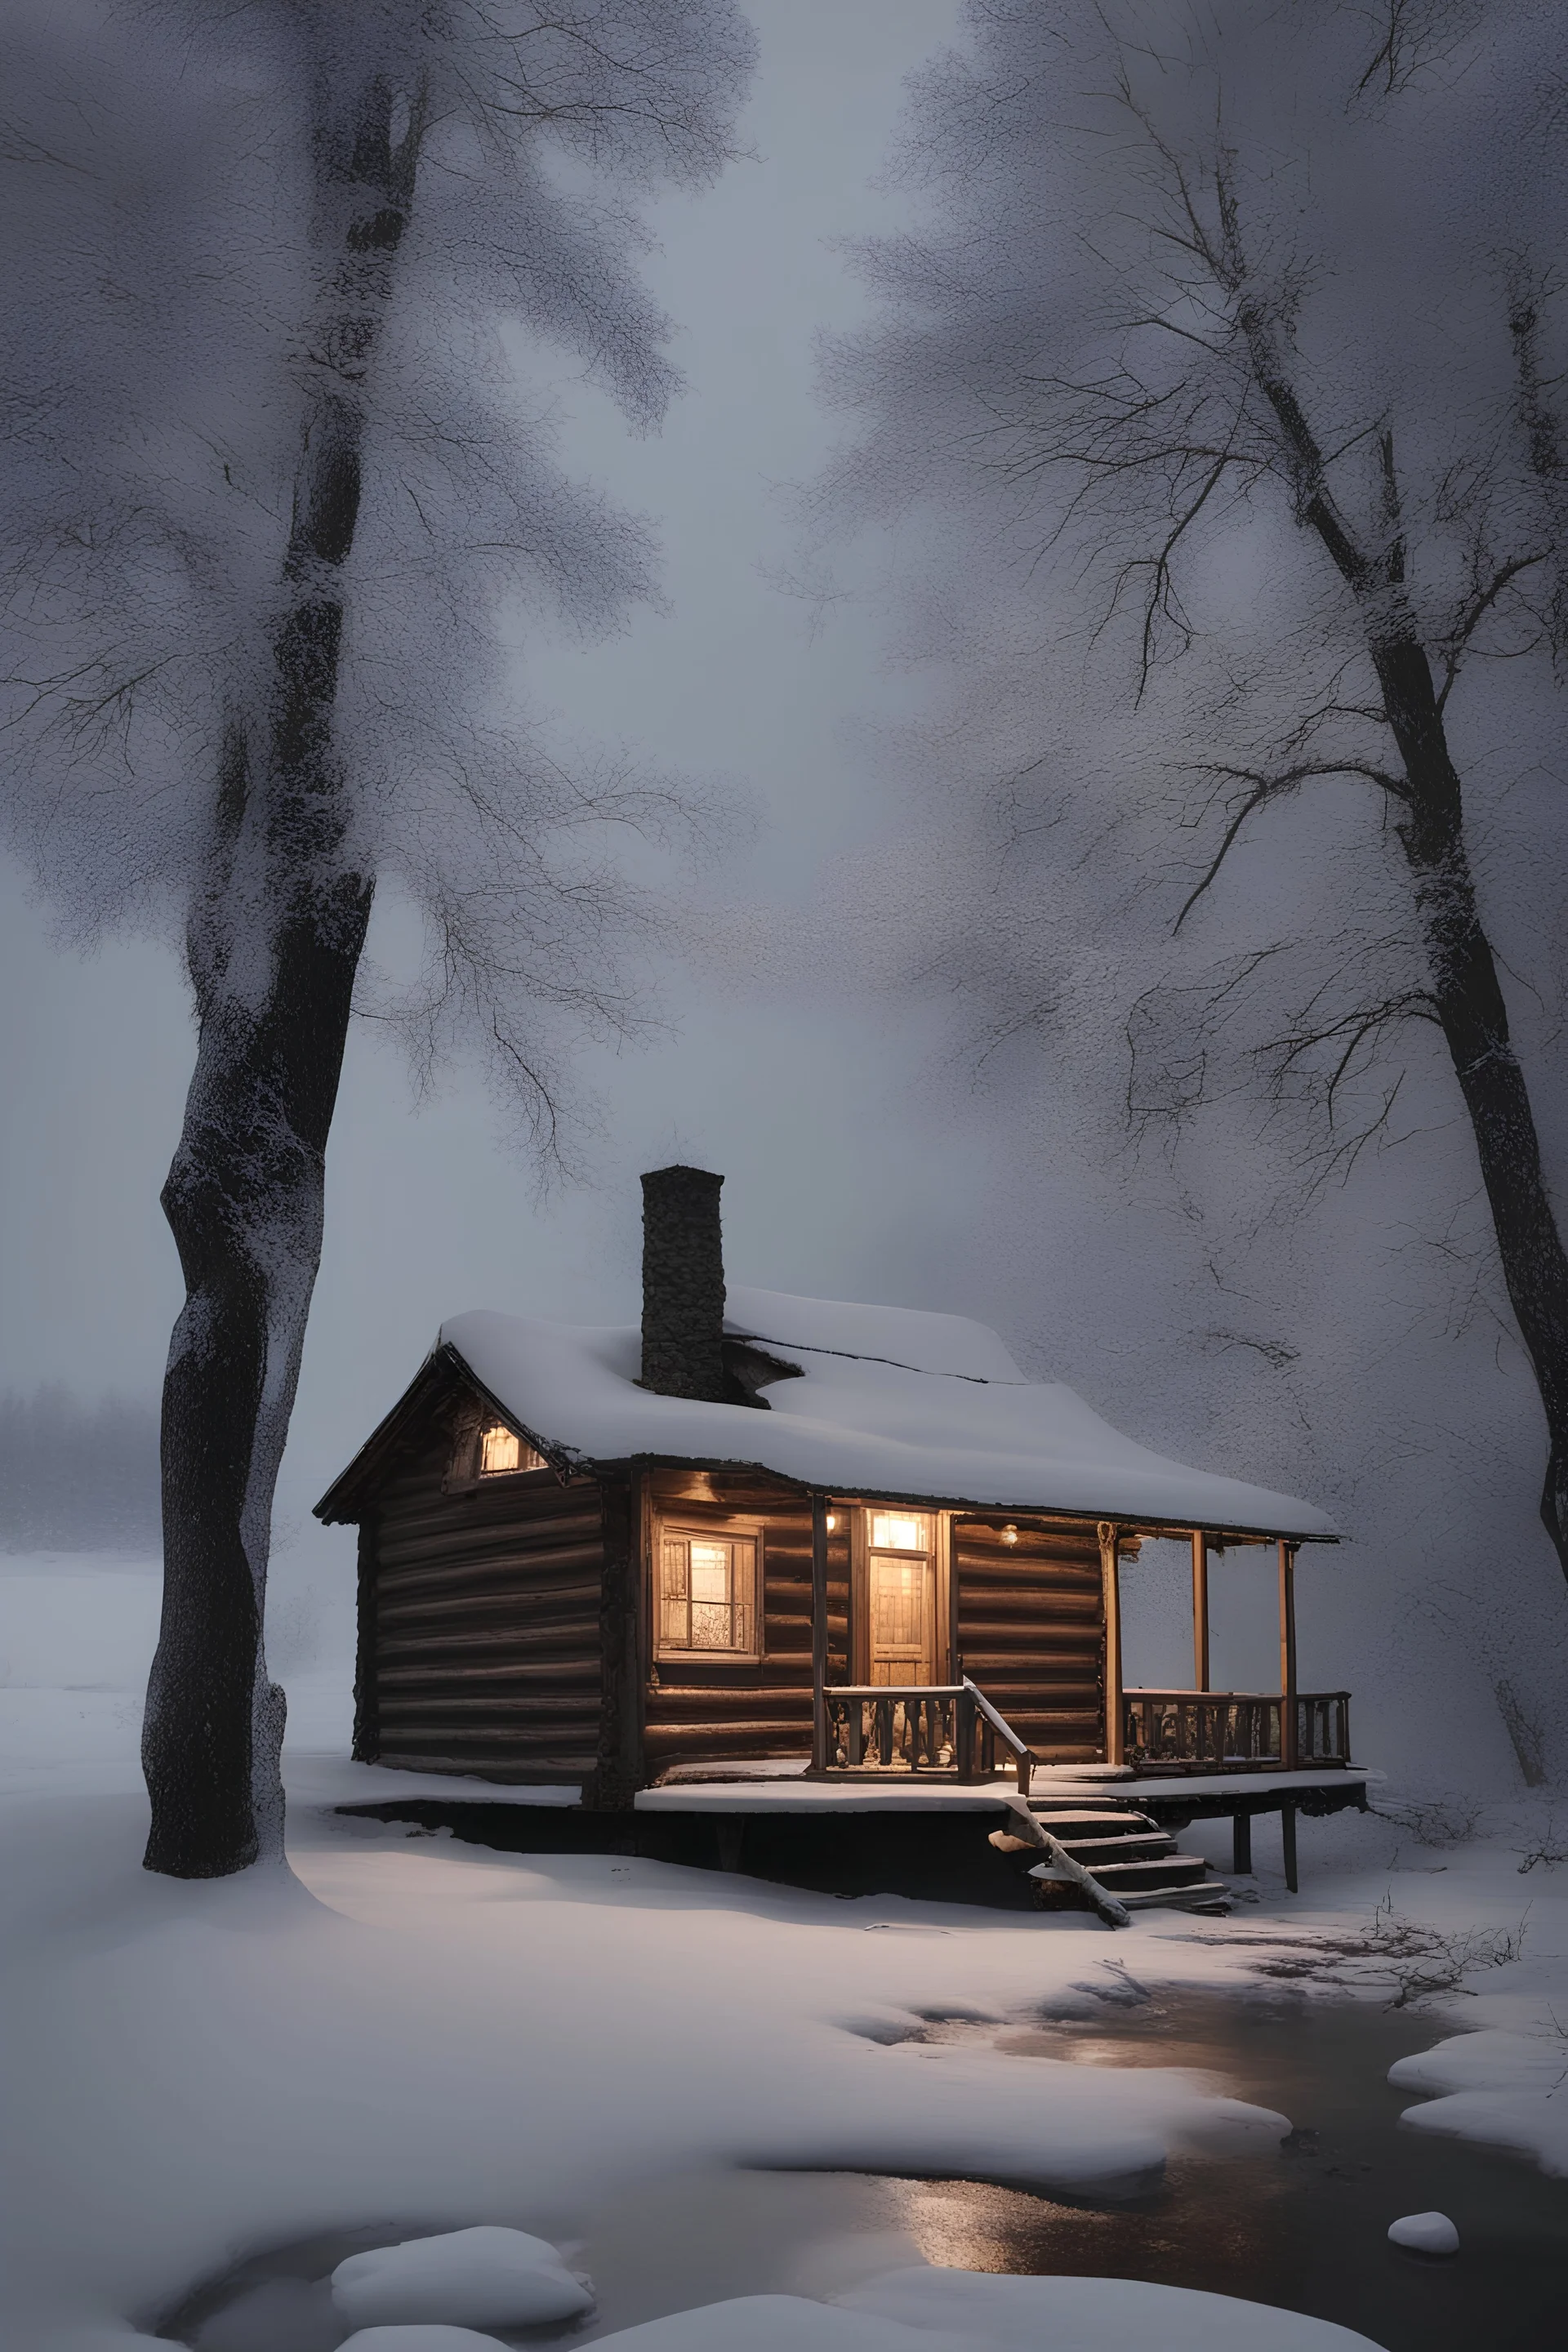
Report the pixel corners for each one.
[317,1168,1354,1886]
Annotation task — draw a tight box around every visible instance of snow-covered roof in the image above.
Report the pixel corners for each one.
[433,1285,1334,1540]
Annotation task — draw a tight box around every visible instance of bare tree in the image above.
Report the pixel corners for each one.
[0,2,754,1876]
[816,0,1568,1577]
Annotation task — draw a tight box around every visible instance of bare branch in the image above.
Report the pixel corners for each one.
[1174,759,1410,933]
[1353,1,1486,101]
[1438,550,1550,707]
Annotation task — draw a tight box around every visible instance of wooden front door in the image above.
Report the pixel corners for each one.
[866,1510,938,1685]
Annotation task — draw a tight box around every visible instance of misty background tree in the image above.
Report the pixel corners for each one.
[0,1,754,1878]
[813,0,1568,1584]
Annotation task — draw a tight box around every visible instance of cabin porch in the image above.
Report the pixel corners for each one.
[804,1501,1343,1760]
[636,1761,1374,1900]
[792,1497,1352,1888]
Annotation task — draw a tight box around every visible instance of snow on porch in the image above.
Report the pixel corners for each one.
[633,1766,1379,1815]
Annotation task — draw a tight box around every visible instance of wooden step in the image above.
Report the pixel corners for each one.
[1089,1854,1211,1891]
[1027,1849,1229,1911]
[1011,1798,1229,1922]
[1116,1878,1231,1912]
[1027,1807,1156,1835]
[1029,1798,1141,1817]
[1054,1832,1175,1868]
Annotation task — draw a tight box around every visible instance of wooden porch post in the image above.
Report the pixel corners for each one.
[1278,1538,1298,1773]
[1232,1809,1253,1875]
[1098,1520,1125,1766]
[1191,1530,1209,1691]
[1281,1801,1298,1895]
[810,1492,830,1772]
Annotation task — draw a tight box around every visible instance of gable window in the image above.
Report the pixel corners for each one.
[657,1526,760,1659]
[479,1423,546,1477]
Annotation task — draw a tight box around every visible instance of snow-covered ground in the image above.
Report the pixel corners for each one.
[0,1548,351,1798]
[1,1549,1565,2352]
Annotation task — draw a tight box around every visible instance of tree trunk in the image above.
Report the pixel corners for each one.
[145,782,372,1874]
[1372,634,1568,1581]
[143,78,421,1877]
[1252,285,1568,1583]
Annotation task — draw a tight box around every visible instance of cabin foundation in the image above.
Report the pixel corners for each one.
[336,1765,1370,1912]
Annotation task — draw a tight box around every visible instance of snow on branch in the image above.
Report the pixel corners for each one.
[0,0,755,1133]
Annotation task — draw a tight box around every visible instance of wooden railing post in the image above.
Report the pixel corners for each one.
[956,1682,977,1780]
[1098,1521,1125,1766]
[1191,1530,1209,1691]
[1118,1686,1347,1771]
[810,1492,830,1772]
[1278,1539,1298,1772]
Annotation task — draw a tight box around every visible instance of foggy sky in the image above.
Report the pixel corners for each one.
[3,1,1566,1786]
[0,1,973,1530]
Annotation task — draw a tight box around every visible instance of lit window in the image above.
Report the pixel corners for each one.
[658,1529,758,1656]
[870,1512,931,1552]
[479,1423,546,1476]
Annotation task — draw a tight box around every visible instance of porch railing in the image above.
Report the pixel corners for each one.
[1124,1689,1352,1770]
[818,1678,1035,1796]
[814,1682,1349,1784]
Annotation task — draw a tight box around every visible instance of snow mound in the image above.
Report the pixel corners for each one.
[1387,2212,1459,2255]
[331,2226,593,2329]
[1388,2028,1566,2097]
[339,2332,514,2351]
[840,2268,1391,2350]
[586,2276,1390,2352]
[1390,2030,1568,2176]
[584,2295,958,2352]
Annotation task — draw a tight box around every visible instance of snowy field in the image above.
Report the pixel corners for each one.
[2,1550,1566,2352]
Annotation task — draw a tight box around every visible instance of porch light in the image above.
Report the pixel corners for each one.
[1001,1523,1018,1545]
[825,1513,837,1531]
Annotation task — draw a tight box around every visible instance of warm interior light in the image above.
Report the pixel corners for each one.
[1001,1523,1019,1545]
[870,1512,930,1552]
[825,1513,838,1531]
[479,1423,547,1476]
[480,1424,521,1475]
[688,1540,730,1601]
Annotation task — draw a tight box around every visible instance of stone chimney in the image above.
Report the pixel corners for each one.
[639,1165,729,1401]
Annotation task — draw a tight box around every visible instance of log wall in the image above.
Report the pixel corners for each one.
[350,1419,1110,1784]
[643,1468,849,1775]
[361,1419,607,1783]
[954,1517,1106,1762]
